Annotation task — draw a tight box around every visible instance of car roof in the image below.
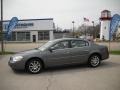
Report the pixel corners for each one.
[51,38,89,42]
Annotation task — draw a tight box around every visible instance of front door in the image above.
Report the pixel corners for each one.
[45,40,71,66]
[32,35,36,42]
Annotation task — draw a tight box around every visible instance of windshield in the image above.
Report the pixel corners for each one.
[38,41,53,51]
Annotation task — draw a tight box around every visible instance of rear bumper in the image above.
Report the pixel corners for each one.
[102,55,109,60]
[100,46,109,60]
[101,51,109,60]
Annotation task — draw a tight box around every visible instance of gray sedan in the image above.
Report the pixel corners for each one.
[8,38,109,74]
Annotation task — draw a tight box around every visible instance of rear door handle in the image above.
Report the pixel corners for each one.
[66,51,70,54]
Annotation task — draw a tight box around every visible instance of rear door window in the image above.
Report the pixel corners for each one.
[71,40,89,48]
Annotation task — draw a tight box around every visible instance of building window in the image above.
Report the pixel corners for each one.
[26,32,30,40]
[17,32,25,41]
[38,32,44,40]
[44,32,49,40]
[16,32,30,41]
[11,32,16,41]
[38,31,49,40]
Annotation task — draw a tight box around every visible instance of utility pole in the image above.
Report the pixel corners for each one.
[72,21,75,38]
[1,0,4,53]
[84,23,87,39]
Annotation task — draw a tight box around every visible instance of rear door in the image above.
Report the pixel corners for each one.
[68,40,90,64]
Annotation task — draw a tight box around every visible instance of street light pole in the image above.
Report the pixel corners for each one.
[1,0,4,53]
[92,21,95,39]
[72,21,75,38]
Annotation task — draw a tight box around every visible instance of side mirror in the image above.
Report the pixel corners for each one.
[49,47,55,52]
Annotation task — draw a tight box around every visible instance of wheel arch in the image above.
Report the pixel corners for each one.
[89,52,102,60]
[25,57,45,69]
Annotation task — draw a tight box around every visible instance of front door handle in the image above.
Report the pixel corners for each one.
[84,50,89,52]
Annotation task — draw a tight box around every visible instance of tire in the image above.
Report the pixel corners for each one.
[26,58,43,74]
[88,54,101,67]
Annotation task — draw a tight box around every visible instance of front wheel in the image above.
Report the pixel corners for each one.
[26,59,43,74]
[88,55,101,67]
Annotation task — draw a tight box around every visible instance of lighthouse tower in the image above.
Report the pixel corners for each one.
[100,10,111,40]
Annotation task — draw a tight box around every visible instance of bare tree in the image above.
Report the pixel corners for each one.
[77,24,100,38]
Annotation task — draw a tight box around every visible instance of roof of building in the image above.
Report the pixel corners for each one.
[3,18,53,22]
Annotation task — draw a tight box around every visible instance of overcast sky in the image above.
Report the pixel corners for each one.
[1,0,120,29]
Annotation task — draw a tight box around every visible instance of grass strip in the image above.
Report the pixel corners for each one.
[110,50,120,55]
[0,51,15,55]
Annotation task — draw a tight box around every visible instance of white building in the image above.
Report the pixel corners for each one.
[100,10,111,40]
[3,18,54,42]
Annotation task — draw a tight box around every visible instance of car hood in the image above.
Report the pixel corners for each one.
[13,48,41,56]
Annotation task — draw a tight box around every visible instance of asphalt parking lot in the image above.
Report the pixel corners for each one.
[0,55,120,90]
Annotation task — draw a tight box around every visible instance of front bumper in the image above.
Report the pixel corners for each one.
[8,57,26,70]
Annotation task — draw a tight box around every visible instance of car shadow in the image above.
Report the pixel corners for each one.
[13,60,120,75]
[12,64,87,75]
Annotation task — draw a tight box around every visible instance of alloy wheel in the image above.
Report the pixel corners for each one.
[89,55,100,67]
[27,59,42,74]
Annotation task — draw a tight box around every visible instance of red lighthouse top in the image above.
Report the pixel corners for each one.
[100,10,112,20]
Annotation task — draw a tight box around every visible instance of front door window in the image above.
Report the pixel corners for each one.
[51,41,69,50]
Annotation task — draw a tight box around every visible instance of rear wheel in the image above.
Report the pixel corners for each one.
[26,59,43,74]
[88,55,101,67]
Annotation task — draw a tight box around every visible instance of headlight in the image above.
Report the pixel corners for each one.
[12,56,23,62]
